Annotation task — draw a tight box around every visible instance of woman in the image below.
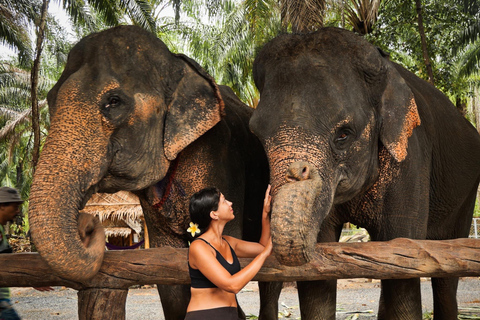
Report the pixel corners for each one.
[185,185,272,320]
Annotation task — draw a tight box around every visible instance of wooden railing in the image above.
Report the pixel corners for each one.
[1,238,479,319]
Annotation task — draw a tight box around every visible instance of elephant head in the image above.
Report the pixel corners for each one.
[29,25,224,280]
[250,28,420,266]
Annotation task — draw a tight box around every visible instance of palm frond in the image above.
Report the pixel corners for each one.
[0,99,47,142]
[280,0,325,32]
[120,0,157,32]
[461,20,480,46]
[339,0,383,34]
[0,2,34,63]
[85,0,122,26]
[458,41,480,78]
[59,0,98,32]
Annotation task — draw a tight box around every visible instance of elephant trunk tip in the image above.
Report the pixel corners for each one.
[30,212,106,282]
[272,238,311,266]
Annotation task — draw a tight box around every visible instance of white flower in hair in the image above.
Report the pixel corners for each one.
[187,222,200,237]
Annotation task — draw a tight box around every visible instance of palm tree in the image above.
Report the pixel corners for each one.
[163,0,282,107]
[0,59,52,184]
[279,0,325,32]
[456,0,480,78]
[0,0,40,66]
[332,0,383,34]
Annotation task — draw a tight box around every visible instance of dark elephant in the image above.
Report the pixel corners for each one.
[250,27,480,320]
[28,25,272,319]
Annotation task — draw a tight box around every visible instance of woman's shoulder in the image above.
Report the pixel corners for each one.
[190,237,214,252]
[222,235,241,248]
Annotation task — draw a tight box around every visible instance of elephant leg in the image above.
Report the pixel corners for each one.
[431,277,459,320]
[258,281,283,320]
[298,280,337,320]
[378,278,422,320]
[157,284,190,320]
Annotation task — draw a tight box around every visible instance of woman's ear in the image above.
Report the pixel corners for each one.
[210,211,218,220]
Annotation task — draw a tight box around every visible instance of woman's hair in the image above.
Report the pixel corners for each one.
[189,187,221,236]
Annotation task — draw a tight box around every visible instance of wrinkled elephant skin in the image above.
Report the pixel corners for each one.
[271,161,324,266]
[251,27,480,320]
[29,25,270,320]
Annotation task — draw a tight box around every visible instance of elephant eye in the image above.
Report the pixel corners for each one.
[337,132,348,141]
[334,128,354,147]
[335,130,350,142]
[104,96,122,109]
[105,96,121,108]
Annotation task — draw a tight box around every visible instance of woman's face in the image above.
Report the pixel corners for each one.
[214,193,234,221]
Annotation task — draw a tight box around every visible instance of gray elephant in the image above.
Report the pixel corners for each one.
[250,27,480,320]
[28,25,273,319]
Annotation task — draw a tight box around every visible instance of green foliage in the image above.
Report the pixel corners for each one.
[61,0,157,33]
[0,19,69,236]
[423,311,434,319]
[0,60,50,235]
[474,198,480,218]
[0,0,40,67]
[10,202,30,237]
[367,0,478,103]
[160,0,282,106]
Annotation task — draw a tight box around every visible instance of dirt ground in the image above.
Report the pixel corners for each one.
[9,277,480,319]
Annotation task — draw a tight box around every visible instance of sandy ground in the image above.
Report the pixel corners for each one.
[9,277,480,319]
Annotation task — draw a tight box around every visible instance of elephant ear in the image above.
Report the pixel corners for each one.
[379,63,421,162]
[163,54,225,161]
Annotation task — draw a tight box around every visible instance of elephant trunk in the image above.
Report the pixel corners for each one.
[29,107,109,281]
[271,161,325,266]
[29,160,106,280]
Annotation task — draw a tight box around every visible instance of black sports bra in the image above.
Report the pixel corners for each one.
[188,237,241,288]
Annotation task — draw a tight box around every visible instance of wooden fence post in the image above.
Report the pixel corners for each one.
[78,288,128,320]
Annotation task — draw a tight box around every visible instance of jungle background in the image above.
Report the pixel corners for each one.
[1,0,480,240]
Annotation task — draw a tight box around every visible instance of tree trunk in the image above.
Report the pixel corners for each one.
[473,88,480,132]
[415,0,435,86]
[30,0,50,171]
[456,97,467,117]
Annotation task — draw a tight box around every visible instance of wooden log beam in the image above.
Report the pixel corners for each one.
[0,238,479,289]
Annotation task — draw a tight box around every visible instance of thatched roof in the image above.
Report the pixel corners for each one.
[105,227,133,238]
[82,191,144,238]
[83,191,143,222]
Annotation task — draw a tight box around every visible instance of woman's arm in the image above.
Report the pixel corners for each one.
[227,185,272,258]
[189,238,272,294]
[259,184,271,247]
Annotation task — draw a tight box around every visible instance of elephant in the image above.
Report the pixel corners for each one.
[250,27,480,320]
[27,25,274,320]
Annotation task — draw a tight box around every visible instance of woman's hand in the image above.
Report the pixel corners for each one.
[262,237,273,257]
[263,184,272,219]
